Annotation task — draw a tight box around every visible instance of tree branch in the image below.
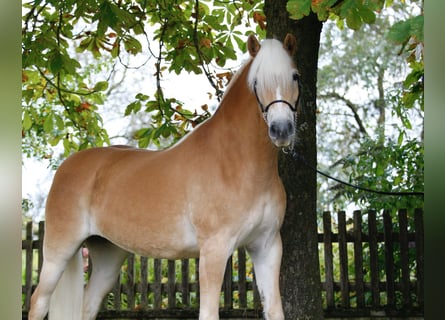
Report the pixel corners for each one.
[319,92,369,137]
[193,0,223,101]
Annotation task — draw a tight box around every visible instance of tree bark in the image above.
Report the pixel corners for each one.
[264,1,324,319]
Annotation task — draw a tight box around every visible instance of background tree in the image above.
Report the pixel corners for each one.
[315,1,424,214]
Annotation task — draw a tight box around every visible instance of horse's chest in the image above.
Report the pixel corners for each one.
[235,195,285,247]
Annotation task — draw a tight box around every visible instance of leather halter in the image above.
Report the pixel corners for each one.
[253,77,302,120]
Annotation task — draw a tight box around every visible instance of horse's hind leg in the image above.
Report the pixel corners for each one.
[29,239,84,320]
[82,237,129,320]
[247,232,284,320]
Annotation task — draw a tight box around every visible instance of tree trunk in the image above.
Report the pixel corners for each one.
[264,1,324,319]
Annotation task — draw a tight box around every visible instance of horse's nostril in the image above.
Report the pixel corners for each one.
[287,122,293,132]
[270,123,279,136]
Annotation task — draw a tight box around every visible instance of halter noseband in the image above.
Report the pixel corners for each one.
[253,79,302,121]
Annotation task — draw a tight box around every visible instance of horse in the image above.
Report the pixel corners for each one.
[28,33,301,320]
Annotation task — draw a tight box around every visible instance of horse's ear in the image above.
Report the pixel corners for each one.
[283,33,297,57]
[247,34,261,57]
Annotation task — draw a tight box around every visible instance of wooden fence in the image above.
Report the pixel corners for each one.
[22,208,424,319]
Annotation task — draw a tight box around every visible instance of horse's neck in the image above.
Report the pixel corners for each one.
[202,63,279,170]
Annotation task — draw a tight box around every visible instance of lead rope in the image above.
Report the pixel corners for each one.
[285,145,424,197]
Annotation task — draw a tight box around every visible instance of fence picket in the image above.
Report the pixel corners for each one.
[37,221,44,278]
[181,259,190,306]
[338,211,349,308]
[167,260,176,308]
[22,208,424,319]
[322,211,335,309]
[368,210,380,308]
[126,254,136,309]
[414,208,424,309]
[398,208,411,307]
[237,248,247,308]
[24,222,33,310]
[383,210,395,307]
[140,256,148,308]
[353,210,365,308]
[223,255,233,309]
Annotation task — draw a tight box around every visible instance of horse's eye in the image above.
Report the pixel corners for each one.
[293,73,300,81]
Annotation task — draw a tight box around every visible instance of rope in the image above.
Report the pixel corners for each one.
[288,150,424,197]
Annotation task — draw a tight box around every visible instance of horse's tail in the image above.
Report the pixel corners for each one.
[49,249,84,320]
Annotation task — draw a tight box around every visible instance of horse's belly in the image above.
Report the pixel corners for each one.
[94,213,200,260]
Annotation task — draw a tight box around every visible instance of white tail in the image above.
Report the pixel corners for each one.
[49,250,84,320]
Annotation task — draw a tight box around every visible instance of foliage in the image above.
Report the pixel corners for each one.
[341,138,424,211]
[22,0,266,159]
[286,0,385,30]
[313,1,424,213]
[387,13,424,125]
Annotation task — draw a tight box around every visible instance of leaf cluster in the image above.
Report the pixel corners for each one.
[286,0,386,30]
[336,137,424,211]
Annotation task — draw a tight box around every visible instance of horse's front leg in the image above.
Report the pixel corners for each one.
[198,243,231,320]
[248,232,284,320]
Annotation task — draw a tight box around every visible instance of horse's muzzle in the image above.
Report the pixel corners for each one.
[269,120,295,147]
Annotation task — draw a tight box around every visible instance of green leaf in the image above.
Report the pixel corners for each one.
[312,0,337,21]
[397,131,404,145]
[48,135,62,147]
[43,113,54,133]
[23,111,33,131]
[63,56,81,74]
[124,101,141,116]
[387,20,411,44]
[55,114,64,130]
[388,15,424,44]
[111,40,120,58]
[345,9,362,30]
[123,36,142,55]
[93,81,109,92]
[410,15,424,42]
[359,6,376,24]
[287,0,311,20]
[135,93,149,101]
[49,51,63,74]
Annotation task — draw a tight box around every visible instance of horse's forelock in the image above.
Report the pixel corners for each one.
[247,39,295,94]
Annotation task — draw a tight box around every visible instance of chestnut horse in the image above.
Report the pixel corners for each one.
[29,34,301,320]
